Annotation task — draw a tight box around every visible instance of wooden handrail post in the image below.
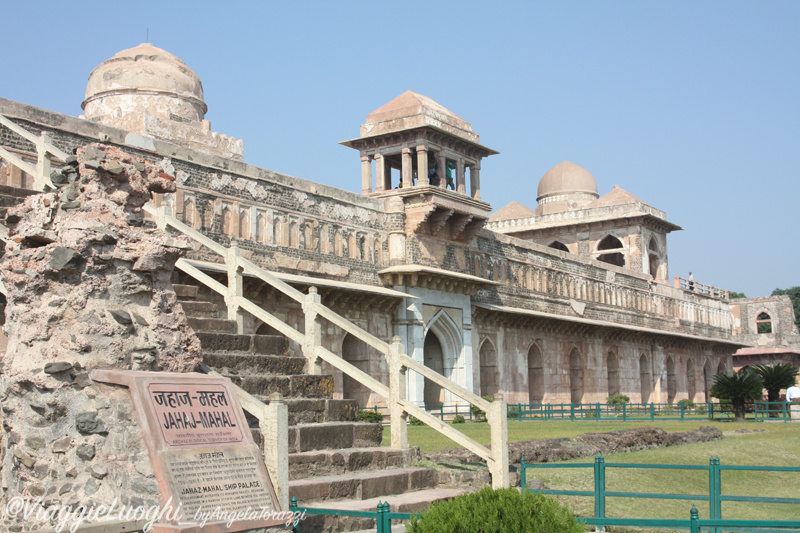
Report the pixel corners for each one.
[264,392,289,510]
[35,132,52,191]
[389,336,408,449]
[303,287,322,375]
[488,393,509,488]
[226,245,244,334]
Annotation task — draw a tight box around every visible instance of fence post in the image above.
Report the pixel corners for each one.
[622,402,626,422]
[377,501,390,533]
[264,393,289,511]
[594,455,606,521]
[571,403,575,420]
[302,287,323,375]
[520,456,527,491]
[35,132,52,191]
[650,402,655,421]
[291,497,299,533]
[680,402,685,421]
[690,505,700,533]
[225,244,245,334]
[713,456,721,530]
[389,336,408,449]
[596,403,601,421]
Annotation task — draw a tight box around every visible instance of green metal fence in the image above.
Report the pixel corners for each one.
[754,401,797,422]
[522,455,800,532]
[290,498,800,532]
[508,401,729,421]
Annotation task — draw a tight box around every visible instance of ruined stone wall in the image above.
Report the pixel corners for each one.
[730,295,800,355]
[0,145,201,531]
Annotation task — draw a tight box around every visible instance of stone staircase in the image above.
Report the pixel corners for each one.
[173,281,466,532]
[0,184,36,219]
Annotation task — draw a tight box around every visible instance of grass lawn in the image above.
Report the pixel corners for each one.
[382,420,800,530]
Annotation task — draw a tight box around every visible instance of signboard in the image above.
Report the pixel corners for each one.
[90,369,284,532]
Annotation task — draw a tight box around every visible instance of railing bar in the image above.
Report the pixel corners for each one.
[720,496,800,504]
[312,303,389,354]
[314,346,390,398]
[606,463,710,470]
[402,356,490,411]
[534,489,595,497]
[604,491,705,501]
[721,465,800,472]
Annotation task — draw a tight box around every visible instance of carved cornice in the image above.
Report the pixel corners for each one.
[379,265,498,295]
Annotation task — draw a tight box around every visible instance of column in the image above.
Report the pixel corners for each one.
[375,154,387,192]
[361,155,372,194]
[401,148,413,188]
[416,145,429,186]
[470,161,481,200]
[437,153,447,189]
[456,158,465,193]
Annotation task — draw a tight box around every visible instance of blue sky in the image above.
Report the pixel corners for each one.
[1,1,797,297]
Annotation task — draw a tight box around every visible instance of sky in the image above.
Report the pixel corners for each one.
[1,1,797,298]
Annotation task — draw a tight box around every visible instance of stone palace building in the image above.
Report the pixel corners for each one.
[1,42,790,412]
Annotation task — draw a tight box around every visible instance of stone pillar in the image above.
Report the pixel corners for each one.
[437,153,447,189]
[401,148,413,188]
[416,145,429,187]
[389,336,409,449]
[456,159,465,193]
[303,287,323,375]
[361,155,372,194]
[470,161,481,200]
[489,393,510,488]
[375,154,387,192]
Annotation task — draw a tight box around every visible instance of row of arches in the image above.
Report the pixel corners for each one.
[478,341,727,404]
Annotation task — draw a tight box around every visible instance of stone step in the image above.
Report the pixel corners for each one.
[250,421,383,453]
[226,373,333,399]
[240,398,358,427]
[326,488,466,533]
[173,283,199,299]
[291,422,383,453]
[187,317,236,334]
[289,467,439,504]
[196,332,286,355]
[177,300,221,318]
[289,447,418,480]
[205,352,306,375]
[0,184,37,199]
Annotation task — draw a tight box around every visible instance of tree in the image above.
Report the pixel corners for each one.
[771,286,800,330]
[729,291,747,299]
[709,370,763,421]
[754,363,799,407]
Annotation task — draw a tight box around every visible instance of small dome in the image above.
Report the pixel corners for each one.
[83,43,207,120]
[537,161,598,201]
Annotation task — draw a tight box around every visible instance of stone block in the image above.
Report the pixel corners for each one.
[360,471,409,499]
[294,423,354,452]
[408,468,438,490]
[353,423,383,447]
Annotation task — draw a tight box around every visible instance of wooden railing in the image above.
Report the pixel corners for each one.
[145,203,510,488]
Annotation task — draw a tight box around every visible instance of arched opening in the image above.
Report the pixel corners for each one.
[703,360,714,401]
[348,234,358,259]
[183,198,196,228]
[687,358,696,402]
[569,348,584,404]
[639,354,652,403]
[479,340,498,398]
[597,235,625,267]
[756,312,773,334]
[373,237,383,263]
[648,237,660,278]
[304,224,315,251]
[342,333,373,407]
[289,221,299,248]
[255,213,265,242]
[423,332,445,407]
[334,231,343,256]
[528,344,544,404]
[666,357,676,403]
[548,241,570,253]
[221,207,232,236]
[607,351,620,396]
[273,217,283,245]
[716,360,726,375]
[238,210,249,239]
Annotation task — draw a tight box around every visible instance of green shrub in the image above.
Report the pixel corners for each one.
[451,414,465,424]
[677,399,695,409]
[409,415,425,426]
[606,393,630,405]
[358,410,384,424]
[471,396,493,422]
[406,486,583,533]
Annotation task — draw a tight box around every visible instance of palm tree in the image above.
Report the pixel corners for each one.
[754,364,799,417]
[709,370,763,421]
